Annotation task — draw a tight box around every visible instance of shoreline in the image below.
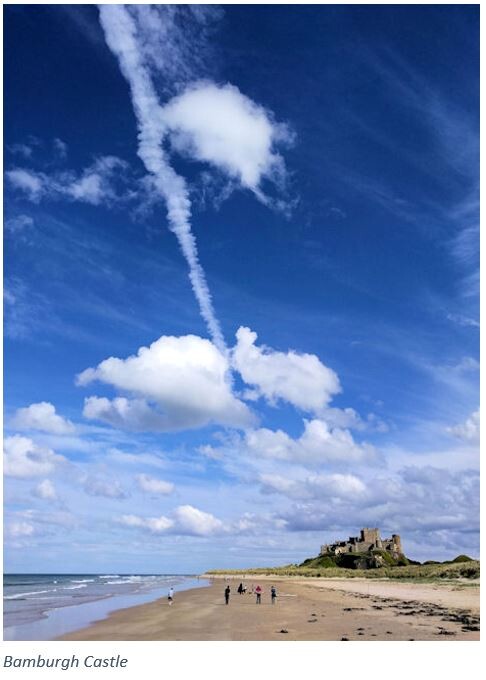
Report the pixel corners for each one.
[4,577,210,642]
[57,576,480,641]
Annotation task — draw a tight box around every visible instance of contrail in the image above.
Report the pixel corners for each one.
[98,5,226,352]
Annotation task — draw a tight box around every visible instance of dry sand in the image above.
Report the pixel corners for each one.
[58,577,479,641]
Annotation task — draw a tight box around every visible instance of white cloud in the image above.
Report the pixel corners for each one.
[172,504,224,536]
[136,473,174,495]
[4,436,66,478]
[98,6,294,351]
[12,402,75,435]
[259,472,366,500]
[6,156,132,207]
[7,142,34,158]
[107,448,167,469]
[5,522,35,538]
[278,465,479,553]
[33,479,58,501]
[245,419,379,466]
[446,312,479,329]
[119,504,224,536]
[66,155,128,204]
[5,214,34,234]
[447,409,480,445]
[53,137,68,158]
[83,476,129,499]
[120,513,174,533]
[82,396,171,432]
[6,169,43,201]
[78,334,255,431]
[99,5,226,351]
[161,82,293,196]
[232,327,341,412]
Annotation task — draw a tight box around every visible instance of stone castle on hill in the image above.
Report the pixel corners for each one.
[320,528,403,559]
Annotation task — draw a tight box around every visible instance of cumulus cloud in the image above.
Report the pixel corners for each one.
[232,327,341,412]
[245,419,379,466]
[78,334,254,431]
[161,82,293,198]
[119,504,224,536]
[277,465,479,558]
[12,402,75,435]
[4,436,66,478]
[447,409,480,444]
[136,473,174,495]
[172,504,224,535]
[33,479,58,501]
[120,513,174,533]
[83,396,172,432]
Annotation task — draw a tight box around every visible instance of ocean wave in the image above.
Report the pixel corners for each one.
[103,576,151,585]
[71,579,95,583]
[98,575,120,579]
[4,590,51,600]
[61,584,87,590]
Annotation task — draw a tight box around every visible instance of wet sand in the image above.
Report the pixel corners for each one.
[58,577,479,641]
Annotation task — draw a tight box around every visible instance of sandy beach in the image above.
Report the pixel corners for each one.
[58,577,479,641]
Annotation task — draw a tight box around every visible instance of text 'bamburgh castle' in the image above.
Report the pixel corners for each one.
[320,528,402,559]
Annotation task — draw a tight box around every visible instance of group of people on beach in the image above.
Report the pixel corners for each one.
[224,583,277,605]
[167,583,278,608]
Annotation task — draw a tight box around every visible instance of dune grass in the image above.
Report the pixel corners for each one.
[206,560,479,581]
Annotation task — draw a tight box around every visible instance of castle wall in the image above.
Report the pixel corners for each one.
[320,529,402,557]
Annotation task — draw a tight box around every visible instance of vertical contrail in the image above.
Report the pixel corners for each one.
[98,5,226,352]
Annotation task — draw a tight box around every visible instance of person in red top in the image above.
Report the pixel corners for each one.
[255,585,262,604]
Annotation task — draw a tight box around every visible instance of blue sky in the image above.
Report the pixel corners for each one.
[4,5,479,573]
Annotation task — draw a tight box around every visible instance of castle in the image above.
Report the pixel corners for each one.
[320,528,403,559]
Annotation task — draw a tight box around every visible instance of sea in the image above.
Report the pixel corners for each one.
[3,573,210,641]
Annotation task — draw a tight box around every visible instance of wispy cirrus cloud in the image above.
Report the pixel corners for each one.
[6,156,134,207]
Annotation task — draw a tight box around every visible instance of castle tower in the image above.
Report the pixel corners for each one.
[360,528,380,546]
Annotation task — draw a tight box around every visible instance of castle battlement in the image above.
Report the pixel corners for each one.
[320,528,402,558]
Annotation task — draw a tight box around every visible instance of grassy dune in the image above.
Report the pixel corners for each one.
[206,560,479,581]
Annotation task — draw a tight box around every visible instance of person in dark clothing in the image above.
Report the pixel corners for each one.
[237,582,243,595]
[271,586,277,604]
[224,585,231,605]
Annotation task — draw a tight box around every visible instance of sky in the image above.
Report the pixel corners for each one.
[3,4,479,573]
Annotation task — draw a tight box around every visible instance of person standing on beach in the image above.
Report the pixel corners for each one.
[168,587,174,606]
[255,585,262,604]
[237,582,243,595]
[224,585,231,605]
[271,586,277,604]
